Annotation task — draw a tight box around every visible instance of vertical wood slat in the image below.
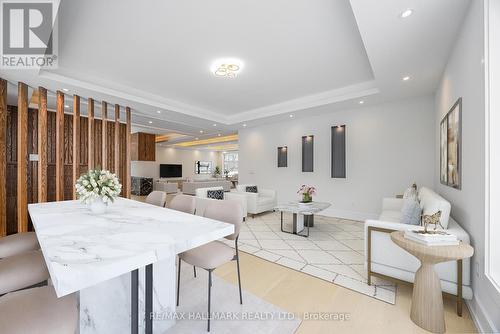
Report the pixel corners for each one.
[88,98,94,169]
[101,101,107,170]
[17,82,28,232]
[125,107,131,198]
[55,91,64,201]
[72,95,80,199]
[114,104,120,177]
[37,87,48,203]
[0,79,6,236]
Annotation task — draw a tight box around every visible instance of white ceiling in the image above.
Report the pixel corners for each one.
[0,0,470,137]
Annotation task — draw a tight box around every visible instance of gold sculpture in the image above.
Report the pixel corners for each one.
[421,211,443,233]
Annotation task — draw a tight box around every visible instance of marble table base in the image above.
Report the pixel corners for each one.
[79,256,176,334]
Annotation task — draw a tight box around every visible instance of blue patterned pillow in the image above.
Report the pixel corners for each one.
[245,186,258,193]
[207,189,224,200]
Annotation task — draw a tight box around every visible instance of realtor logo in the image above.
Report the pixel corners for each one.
[1,0,58,69]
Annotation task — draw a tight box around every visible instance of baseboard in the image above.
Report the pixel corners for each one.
[466,298,499,333]
[318,207,378,222]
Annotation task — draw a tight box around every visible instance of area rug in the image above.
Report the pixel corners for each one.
[223,211,396,304]
[167,263,302,333]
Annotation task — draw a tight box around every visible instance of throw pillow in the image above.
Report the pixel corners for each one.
[207,189,224,200]
[403,183,418,200]
[400,198,422,225]
[246,186,258,193]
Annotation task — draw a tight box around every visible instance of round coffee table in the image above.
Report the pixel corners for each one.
[390,231,473,333]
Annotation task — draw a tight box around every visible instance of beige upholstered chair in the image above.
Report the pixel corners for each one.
[0,250,49,295]
[145,191,167,207]
[0,286,78,334]
[177,200,243,332]
[0,232,39,258]
[169,194,196,215]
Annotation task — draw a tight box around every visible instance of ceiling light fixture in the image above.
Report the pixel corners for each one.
[213,123,217,127]
[157,110,161,114]
[211,58,244,78]
[218,133,222,137]
[148,121,153,124]
[195,137,199,140]
[200,130,204,133]
[242,124,247,127]
[359,100,364,104]
[289,114,294,118]
[402,76,411,81]
[400,9,413,18]
[62,88,69,92]
[64,105,69,108]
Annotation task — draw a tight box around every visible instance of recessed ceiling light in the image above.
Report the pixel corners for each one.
[199,130,204,133]
[213,123,217,127]
[400,9,413,18]
[289,114,294,118]
[148,121,153,124]
[195,137,199,140]
[218,133,222,137]
[242,123,247,127]
[402,76,411,81]
[359,100,364,104]
[62,88,69,92]
[156,110,161,114]
[211,58,244,78]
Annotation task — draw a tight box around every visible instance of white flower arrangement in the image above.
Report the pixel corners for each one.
[75,169,122,205]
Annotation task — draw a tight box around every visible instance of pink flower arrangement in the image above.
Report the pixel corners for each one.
[297,185,316,196]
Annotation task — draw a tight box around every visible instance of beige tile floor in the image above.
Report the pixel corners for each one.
[215,252,477,334]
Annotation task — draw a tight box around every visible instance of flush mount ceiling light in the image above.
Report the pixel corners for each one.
[211,58,244,78]
[400,9,413,18]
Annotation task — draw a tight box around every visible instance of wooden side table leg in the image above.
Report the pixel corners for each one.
[457,259,463,316]
[411,262,445,334]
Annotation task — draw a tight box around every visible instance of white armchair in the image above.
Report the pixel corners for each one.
[365,187,472,316]
[195,187,247,220]
[236,184,277,216]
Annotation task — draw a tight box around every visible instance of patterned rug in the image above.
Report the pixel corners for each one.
[223,211,396,304]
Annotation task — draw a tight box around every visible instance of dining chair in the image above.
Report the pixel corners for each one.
[145,191,167,207]
[168,194,196,214]
[0,232,39,258]
[177,200,243,332]
[0,249,49,295]
[0,285,78,334]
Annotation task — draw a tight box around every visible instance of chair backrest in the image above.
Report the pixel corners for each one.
[195,186,224,198]
[203,200,242,240]
[145,191,167,207]
[169,194,196,214]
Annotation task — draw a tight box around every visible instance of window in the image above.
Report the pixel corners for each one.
[223,152,238,177]
[485,0,500,292]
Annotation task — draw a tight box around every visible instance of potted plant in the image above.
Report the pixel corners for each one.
[297,185,316,203]
[75,169,122,214]
[213,166,221,178]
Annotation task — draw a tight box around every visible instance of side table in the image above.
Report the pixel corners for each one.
[390,231,474,333]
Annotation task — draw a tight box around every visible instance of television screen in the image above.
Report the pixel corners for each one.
[160,164,182,178]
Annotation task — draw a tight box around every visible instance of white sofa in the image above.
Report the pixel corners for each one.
[236,184,277,216]
[154,181,178,194]
[182,180,231,195]
[194,187,247,220]
[365,187,472,314]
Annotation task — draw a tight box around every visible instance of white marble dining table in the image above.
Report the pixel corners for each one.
[28,197,234,334]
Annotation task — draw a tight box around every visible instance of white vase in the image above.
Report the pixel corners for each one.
[89,198,107,214]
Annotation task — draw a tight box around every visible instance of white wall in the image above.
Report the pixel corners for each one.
[131,146,222,180]
[238,95,435,220]
[434,0,500,331]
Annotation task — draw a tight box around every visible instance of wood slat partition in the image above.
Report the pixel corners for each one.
[55,91,64,201]
[114,104,120,176]
[17,82,28,233]
[72,95,81,199]
[88,98,94,169]
[125,107,131,198]
[101,101,107,169]
[37,87,48,203]
[0,79,6,236]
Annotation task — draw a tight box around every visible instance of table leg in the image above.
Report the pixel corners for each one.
[145,264,153,334]
[131,269,139,334]
[411,262,445,333]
